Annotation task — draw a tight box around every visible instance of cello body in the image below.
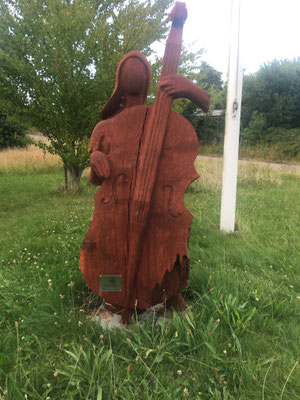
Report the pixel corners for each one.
[80,104,199,310]
[80,2,210,320]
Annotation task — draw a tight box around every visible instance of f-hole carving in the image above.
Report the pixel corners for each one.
[101,173,128,204]
[162,185,182,219]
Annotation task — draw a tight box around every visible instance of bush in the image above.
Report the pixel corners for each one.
[241,112,267,145]
[263,127,300,158]
[196,116,225,145]
[0,111,28,149]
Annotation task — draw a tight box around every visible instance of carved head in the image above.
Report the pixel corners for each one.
[100,51,151,120]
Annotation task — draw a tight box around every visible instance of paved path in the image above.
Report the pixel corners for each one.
[197,155,300,171]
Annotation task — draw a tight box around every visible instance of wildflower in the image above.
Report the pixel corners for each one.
[135,354,140,363]
[59,295,65,299]
[127,365,131,371]
[183,388,189,397]
[126,338,131,343]
[290,285,294,289]
[78,321,83,326]
[68,282,74,288]
[53,371,58,377]
[215,319,220,323]
[100,335,104,340]
[175,331,178,337]
[255,297,259,301]
[177,370,182,375]
[297,296,300,301]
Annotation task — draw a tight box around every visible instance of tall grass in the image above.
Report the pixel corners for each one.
[199,143,300,164]
[0,157,299,399]
[0,145,61,174]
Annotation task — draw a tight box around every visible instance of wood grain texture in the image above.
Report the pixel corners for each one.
[80,104,199,310]
[80,2,210,322]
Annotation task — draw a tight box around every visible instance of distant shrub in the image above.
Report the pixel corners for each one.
[0,111,28,149]
[263,127,300,157]
[241,112,267,145]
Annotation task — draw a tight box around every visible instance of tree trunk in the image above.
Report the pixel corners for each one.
[69,166,84,192]
[63,162,69,192]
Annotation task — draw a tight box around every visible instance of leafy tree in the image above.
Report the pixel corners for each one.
[241,59,300,144]
[0,0,173,190]
[0,109,28,149]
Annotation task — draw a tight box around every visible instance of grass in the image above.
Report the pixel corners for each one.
[0,145,61,175]
[199,143,300,164]
[0,148,300,399]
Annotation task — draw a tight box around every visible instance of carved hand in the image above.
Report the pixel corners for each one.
[159,75,210,112]
[89,151,111,184]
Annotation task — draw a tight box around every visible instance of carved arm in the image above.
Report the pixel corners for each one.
[159,75,210,112]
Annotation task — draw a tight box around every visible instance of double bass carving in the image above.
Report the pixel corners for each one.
[80,2,210,323]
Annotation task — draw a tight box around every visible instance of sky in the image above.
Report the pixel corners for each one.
[153,0,300,78]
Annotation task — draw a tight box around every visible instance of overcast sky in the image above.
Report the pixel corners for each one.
[153,0,300,77]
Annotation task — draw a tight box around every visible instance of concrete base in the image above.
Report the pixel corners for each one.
[89,303,173,329]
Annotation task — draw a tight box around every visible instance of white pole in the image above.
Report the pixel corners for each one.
[220,0,243,232]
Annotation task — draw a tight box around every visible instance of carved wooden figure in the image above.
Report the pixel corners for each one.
[80,2,210,323]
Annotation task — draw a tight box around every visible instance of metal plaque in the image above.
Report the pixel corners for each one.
[99,275,122,292]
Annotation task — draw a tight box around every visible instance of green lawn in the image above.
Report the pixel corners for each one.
[0,162,299,399]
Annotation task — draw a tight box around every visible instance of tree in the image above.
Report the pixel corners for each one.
[0,0,173,191]
[0,109,28,149]
[241,59,300,144]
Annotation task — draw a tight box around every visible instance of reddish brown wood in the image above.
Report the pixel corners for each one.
[80,2,210,323]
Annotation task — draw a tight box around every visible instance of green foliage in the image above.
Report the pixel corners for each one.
[0,110,28,149]
[242,112,267,145]
[242,59,300,144]
[242,114,300,159]
[263,127,300,158]
[0,162,299,399]
[0,0,173,189]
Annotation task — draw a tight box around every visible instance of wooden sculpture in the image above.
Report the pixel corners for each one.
[80,2,210,323]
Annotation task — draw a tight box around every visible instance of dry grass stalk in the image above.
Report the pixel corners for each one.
[194,160,299,192]
[0,145,61,173]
